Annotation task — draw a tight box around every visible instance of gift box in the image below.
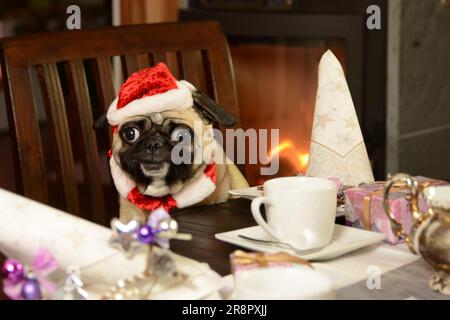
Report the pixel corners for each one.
[344,176,447,244]
[230,250,311,274]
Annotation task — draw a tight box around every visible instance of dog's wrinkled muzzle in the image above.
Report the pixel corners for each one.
[134,136,171,165]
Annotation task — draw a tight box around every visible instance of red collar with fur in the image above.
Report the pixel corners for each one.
[110,158,217,213]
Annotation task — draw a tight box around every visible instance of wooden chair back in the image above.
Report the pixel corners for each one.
[0,21,239,225]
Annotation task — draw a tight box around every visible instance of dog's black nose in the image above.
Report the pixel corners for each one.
[146,140,163,151]
[142,137,170,162]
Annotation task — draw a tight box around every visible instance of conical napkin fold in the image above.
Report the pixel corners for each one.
[307,50,374,186]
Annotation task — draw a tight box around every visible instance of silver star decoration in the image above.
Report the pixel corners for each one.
[109,219,141,258]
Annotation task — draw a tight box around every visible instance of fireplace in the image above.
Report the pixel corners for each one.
[181,0,387,185]
[231,40,346,184]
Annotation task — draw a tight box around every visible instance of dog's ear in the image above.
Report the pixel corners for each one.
[93,112,108,131]
[192,90,236,128]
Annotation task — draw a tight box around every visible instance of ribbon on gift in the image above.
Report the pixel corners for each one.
[358,179,446,230]
[232,250,313,269]
[3,248,59,300]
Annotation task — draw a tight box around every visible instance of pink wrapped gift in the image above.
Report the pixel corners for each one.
[344,176,446,244]
[230,250,311,274]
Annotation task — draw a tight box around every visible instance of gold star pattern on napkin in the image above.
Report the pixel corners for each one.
[344,117,358,130]
[306,50,374,186]
[316,113,334,129]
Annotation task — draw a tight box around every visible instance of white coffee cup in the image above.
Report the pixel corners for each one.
[235,266,335,300]
[251,176,336,250]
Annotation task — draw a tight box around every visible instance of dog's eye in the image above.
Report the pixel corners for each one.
[171,126,191,142]
[122,127,140,143]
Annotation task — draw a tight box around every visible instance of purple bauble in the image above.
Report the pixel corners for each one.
[1,259,24,284]
[137,224,155,244]
[21,278,42,300]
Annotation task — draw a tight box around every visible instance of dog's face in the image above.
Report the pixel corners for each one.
[111,92,235,197]
[119,115,192,184]
[113,111,197,196]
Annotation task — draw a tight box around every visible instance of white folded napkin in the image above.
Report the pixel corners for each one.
[0,188,223,300]
[307,50,374,186]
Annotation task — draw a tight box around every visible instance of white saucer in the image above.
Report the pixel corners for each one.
[215,224,385,261]
[228,186,263,200]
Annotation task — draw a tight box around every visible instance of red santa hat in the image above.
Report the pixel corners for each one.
[107,63,216,213]
[107,62,195,126]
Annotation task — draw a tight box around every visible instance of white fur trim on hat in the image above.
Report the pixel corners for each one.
[106,80,195,126]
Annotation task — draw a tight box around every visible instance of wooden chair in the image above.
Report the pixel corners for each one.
[0,21,240,226]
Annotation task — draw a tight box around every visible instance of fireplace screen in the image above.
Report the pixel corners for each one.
[231,38,347,185]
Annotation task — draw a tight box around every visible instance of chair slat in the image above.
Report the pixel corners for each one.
[93,57,116,144]
[136,54,150,70]
[93,57,116,113]
[65,60,107,225]
[122,55,139,78]
[37,63,80,214]
[166,52,180,79]
[200,50,215,99]
[180,50,207,92]
[205,47,245,175]
[122,54,151,78]
[205,48,241,127]
[2,66,49,202]
[151,52,167,64]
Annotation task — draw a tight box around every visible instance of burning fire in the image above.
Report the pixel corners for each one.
[297,153,309,169]
[268,140,309,173]
[267,141,292,159]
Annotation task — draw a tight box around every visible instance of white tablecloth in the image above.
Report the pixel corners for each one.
[220,242,420,299]
[0,188,427,300]
[0,189,223,300]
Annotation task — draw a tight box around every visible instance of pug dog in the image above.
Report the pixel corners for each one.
[97,63,248,222]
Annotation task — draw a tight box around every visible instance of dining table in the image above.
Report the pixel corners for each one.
[0,196,448,300]
[171,198,346,276]
[0,197,262,300]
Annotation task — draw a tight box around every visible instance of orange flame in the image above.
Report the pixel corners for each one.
[268,141,293,159]
[267,140,309,173]
[297,153,309,171]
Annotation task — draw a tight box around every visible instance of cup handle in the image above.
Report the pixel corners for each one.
[251,197,280,241]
